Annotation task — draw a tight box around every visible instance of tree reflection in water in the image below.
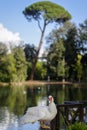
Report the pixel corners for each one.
[0,107,18,130]
[7,85,27,116]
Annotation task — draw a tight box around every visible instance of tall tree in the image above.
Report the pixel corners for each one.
[23,1,71,80]
[0,43,8,82]
[64,23,79,80]
[45,21,78,81]
[46,39,66,80]
[13,46,27,81]
[81,54,87,81]
[78,19,87,53]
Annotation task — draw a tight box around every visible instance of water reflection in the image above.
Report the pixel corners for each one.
[0,107,18,130]
[0,84,87,130]
[7,86,27,116]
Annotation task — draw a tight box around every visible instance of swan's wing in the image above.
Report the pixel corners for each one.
[20,106,51,124]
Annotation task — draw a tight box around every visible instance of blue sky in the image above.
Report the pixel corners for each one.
[0,0,87,49]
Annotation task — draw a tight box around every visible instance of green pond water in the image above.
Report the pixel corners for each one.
[0,84,87,130]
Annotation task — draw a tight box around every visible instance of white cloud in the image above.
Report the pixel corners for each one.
[0,23,22,44]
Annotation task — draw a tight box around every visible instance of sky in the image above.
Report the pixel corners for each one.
[0,0,87,53]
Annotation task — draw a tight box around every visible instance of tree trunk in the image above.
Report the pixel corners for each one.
[30,23,46,80]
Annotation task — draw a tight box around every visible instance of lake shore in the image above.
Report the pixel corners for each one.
[1,80,87,87]
[0,80,73,86]
[0,80,81,87]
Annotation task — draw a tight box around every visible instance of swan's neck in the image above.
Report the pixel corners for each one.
[49,102,57,113]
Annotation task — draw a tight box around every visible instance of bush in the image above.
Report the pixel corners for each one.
[67,122,87,130]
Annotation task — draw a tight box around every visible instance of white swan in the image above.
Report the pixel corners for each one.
[20,95,57,128]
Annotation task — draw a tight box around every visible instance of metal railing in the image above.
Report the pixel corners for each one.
[41,101,87,130]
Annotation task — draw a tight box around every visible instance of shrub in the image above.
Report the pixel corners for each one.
[67,122,87,130]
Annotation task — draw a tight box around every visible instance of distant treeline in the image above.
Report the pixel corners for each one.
[0,20,87,82]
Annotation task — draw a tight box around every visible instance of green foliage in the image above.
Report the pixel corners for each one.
[26,61,46,80]
[79,19,87,53]
[46,29,66,79]
[23,1,71,24]
[64,23,78,66]
[45,21,78,80]
[75,54,83,81]
[24,44,37,63]
[67,122,87,130]
[0,43,10,82]
[13,46,28,82]
[0,42,8,57]
[57,57,66,78]
[34,61,47,80]
[81,54,87,81]
[26,62,32,80]
[0,44,27,82]
[0,54,16,82]
[3,54,16,82]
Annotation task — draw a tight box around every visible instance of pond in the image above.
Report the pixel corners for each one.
[0,83,87,130]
